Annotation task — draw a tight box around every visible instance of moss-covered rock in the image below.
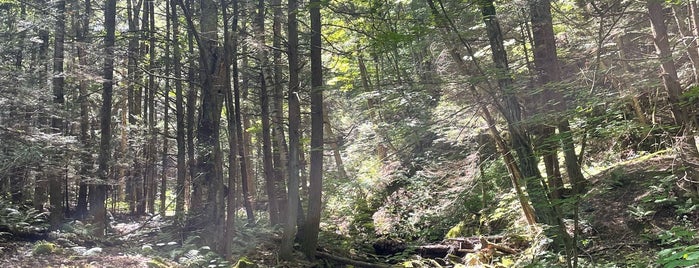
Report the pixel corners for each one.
[33,241,59,255]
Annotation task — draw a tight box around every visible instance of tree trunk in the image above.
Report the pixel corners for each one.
[236,41,256,226]
[281,0,301,259]
[672,5,699,83]
[145,0,157,215]
[271,0,289,226]
[647,0,690,126]
[185,0,196,213]
[49,0,66,230]
[256,0,279,226]
[223,0,239,256]
[92,0,117,237]
[160,0,171,217]
[171,0,187,227]
[73,0,91,219]
[323,103,347,180]
[302,0,324,259]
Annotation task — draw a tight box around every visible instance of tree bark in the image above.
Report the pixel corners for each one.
[49,0,66,230]
[302,0,324,259]
[281,0,301,259]
[257,0,279,226]
[271,0,289,226]
[171,0,187,227]
[92,0,117,237]
[647,0,689,126]
[221,0,238,255]
[160,0,172,218]
[73,0,92,220]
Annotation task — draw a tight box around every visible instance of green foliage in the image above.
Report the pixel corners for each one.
[0,198,48,234]
[146,257,170,268]
[658,245,699,268]
[234,256,258,268]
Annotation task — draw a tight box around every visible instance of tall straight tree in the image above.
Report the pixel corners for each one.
[528,0,584,265]
[281,0,301,259]
[73,0,91,220]
[160,0,172,217]
[182,0,225,247]
[527,0,586,197]
[302,0,324,259]
[234,15,255,227]
[256,0,280,226]
[92,0,117,237]
[49,0,66,229]
[271,0,289,224]
[145,0,157,214]
[171,0,187,227]
[223,0,240,255]
[126,0,143,216]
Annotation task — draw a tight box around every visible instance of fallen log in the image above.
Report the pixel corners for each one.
[416,244,477,258]
[480,237,518,254]
[315,251,391,268]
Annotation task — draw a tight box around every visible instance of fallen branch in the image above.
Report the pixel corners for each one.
[417,244,477,257]
[480,237,518,254]
[315,251,391,268]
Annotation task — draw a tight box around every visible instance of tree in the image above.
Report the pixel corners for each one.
[49,0,66,229]
[92,0,117,237]
[281,0,301,259]
[223,0,240,255]
[271,0,289,225]
[73,0,92,220]
[171,0,187,227]
[256,0,279,226]
[647,0,690,128]
[302,0,324,259]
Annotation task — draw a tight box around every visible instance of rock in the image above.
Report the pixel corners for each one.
[83,247,102,256]
[372,237,407,255]
[71,246,87,255]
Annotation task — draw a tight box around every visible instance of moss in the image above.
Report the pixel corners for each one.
[33,241,59,255]
[146,257,170,268]
[234,256,258,268]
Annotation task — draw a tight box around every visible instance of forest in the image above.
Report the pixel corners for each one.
[0,0,699,267]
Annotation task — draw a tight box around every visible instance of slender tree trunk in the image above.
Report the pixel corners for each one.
[256,0,280,226]
[528,0,583,265]
[185,0,198,212]
[49,0,66,229]
[302,0,324,259]
[672,5,699,83]
[145,0,157,215]
[647,0,690,126]
[235,34,256,227]
[92,0,117,237]
[271,0,289,226]
[322,104,346,180]
[223,0,239,255]
[171,0,187,227]
[161,0,172,217]
[74,0,91,219]
[281,0,301,259]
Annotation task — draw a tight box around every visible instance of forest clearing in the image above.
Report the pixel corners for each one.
[1,0,699,267]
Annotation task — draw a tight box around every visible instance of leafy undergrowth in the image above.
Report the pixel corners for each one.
[578,153,699,267]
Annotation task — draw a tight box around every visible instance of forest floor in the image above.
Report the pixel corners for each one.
[0,153,696,267]
[578,152,699,266]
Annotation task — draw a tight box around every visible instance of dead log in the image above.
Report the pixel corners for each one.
[416,244,477,258]
[315,251,391,268]
[480,237,518,254]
